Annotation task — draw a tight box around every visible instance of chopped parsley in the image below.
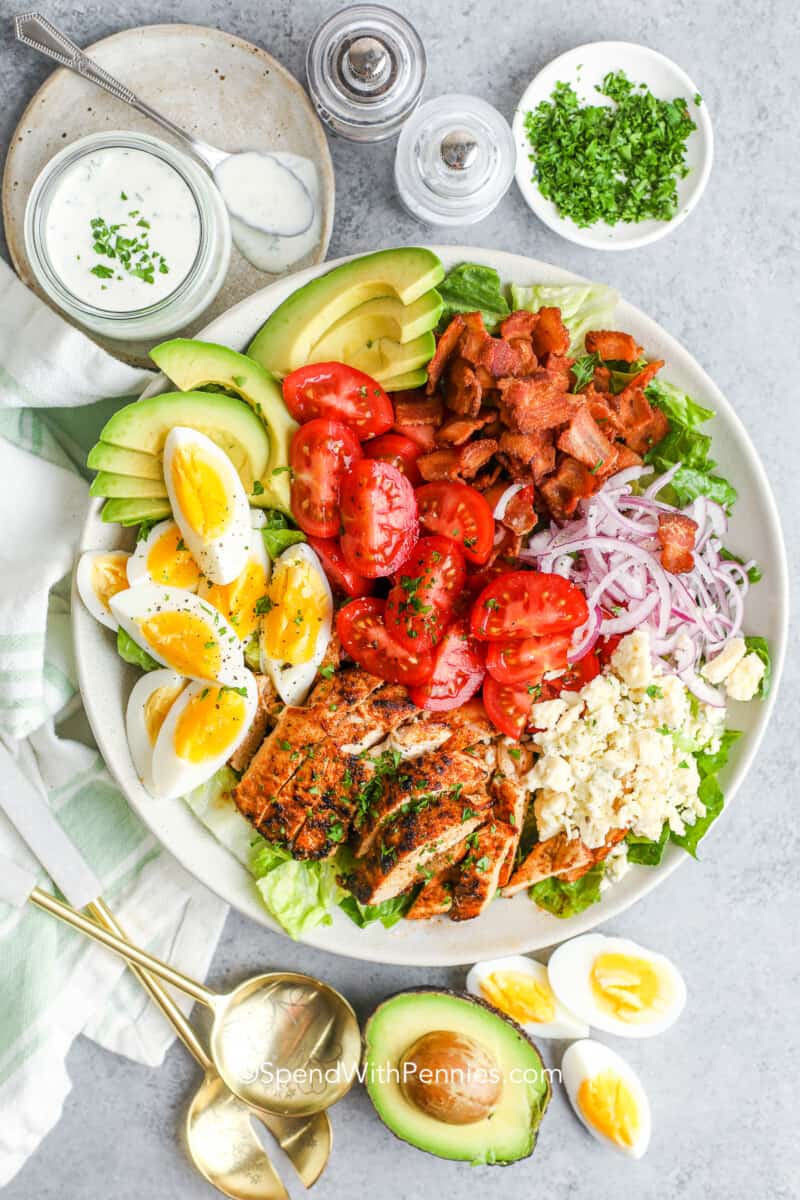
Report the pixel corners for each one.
[252,480,265,496]
[88,212,171,285]
[646,684,664,698]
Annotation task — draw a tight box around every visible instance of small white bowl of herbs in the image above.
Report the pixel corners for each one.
[513,41,713,250]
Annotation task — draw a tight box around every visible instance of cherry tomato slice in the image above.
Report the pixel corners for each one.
[393,423,438,453]
[289,418,361,538]
[486,633,571,686]
[385,536,466,653]
[409,620,485,711]
[415,481,494,565]
[306,536,374,598]
[336,597,431,687]
[471,571,589,641]
[558,650,601,692]
[363,433,423,486]
[482,675,534,740]
[282,363,393,439]
[340,459,418,579]
[596,632,622,665]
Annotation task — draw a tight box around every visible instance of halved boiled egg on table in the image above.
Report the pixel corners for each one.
[259,541,333,706]
[562,1039,651,1159]
[466,954,589,1039]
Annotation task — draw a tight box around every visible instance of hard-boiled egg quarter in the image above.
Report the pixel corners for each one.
[110,584,244,686]
[201,527,270,643]
[562,1040,651,1158]
[126,669,186,793]
[260,542,332,706]
[547,933,687,1039]
[76,550,131,630]
[163,426,251,585]
[152,673,258,800]
[127,519,202,591]
[466,955,589,1040]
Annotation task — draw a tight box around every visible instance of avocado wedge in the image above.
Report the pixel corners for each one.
[89,471,168,500]
[363,989,551,1165]
[381,367,428,392]
[150,339,296,514]
[101,497,171,526]
[86,442,162,481]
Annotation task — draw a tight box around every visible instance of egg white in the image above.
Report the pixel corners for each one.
[76,550,131,630]
[126,669,186,793]
[466,954,589,1040]
[561,1039,651,1158]
[127,519,202,592]
[200,525,271,644]
[110,584,244,686]
[163,426,252,585]
[260,542,333,706]
[547,933,687,1039]
[152,672,258,800]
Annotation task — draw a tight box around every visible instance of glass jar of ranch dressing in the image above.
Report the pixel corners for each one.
[24,131,231,341]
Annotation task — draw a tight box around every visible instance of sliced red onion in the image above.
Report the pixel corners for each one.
[568,605,603,662]
[492,482,524,521]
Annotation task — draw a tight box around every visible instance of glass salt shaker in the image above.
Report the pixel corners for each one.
[306,4,426,142]
[394,94,516,225]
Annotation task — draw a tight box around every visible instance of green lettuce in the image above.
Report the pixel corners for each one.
[260,510,305,560]
[117,627,159,672]
[744,636,772,698]
[184,766,256,866]
[626,824,669,866]
[250,838,343,939]
[437,263,510,331]
[720,548,762,584]
[510,281,618,356]
[339,892,416,929]
[670,729,742,857]
[530,863,605,918]
[644,378,737,511]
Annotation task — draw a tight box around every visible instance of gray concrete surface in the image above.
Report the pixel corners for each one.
[0,1,797,1197]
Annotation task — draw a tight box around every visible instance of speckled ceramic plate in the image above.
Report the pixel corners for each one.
[2,22,334,364]
[73,247,788,966]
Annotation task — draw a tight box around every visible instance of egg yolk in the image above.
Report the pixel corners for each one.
[480,971,557,1024]
[143,682,185,745]
[205,557,268,642]
[170,445,232,540]
[577,1069,640,1149]
[261,558,327,666]
[174,686,247,763]
[92,554,129,613]
[138,611,221,679]
[590,952,671,1024]
[147,525,202,589]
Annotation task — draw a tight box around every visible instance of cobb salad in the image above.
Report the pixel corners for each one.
[77,248,771,939]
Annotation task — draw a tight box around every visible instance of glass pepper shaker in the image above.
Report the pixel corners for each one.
[306,4,426,142]
[394,94,516,225]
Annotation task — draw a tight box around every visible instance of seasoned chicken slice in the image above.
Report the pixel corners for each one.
[434,699,496,752]
[451,822,517,921]
[384,715,454,760]
[502,832,592,897]
[331,684,418,751]
[347,792,485,906]
[404,834,472,919]
[233,706,328,827]
[292,756,374,860]
[490,775,529,888]
[228,675,279,774]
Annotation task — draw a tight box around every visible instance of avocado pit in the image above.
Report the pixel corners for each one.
[400,1030,502,1125]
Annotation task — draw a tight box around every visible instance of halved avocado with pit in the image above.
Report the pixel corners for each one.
[363,989,551,1165]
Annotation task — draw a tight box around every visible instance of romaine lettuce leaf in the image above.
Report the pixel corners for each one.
[529,863,605,917]
[510,281,619,356]
[117,627,159,672]
[260,510,305,560]
[251,838,342,939]
[644,378,737,511]
[670,729,742,857]
[626,824,669,866]
[744,636,772,698]
[184,766,255,866]
[339,892,416,929]
[437,263,510,331]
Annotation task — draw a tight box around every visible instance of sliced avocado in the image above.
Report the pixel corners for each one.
[382,367,429,392]
[248,248,444,377]
[86,442,162,481]
[101,497,171,526]
[149,339,297,514]
[309,290,443,354]
[89,471,168,499]
[364,989,550,1166]
[97,391,270,495]
[330,331,435,384]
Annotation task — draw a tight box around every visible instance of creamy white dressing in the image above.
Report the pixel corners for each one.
[213,151,314,236]
[221,152,322,274]
[43,146,201,312]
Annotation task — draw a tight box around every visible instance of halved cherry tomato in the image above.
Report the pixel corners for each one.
[282,362,393,439]
[559,650,601,692]
[486,633,571,686]
[596,632,622,664]
[394,423,438,453]
[385,536,466,653]
[409,620,485,711]
[415,481,494,565]
[470,571,589,641]
[340,459,418,579]
[289,418,361,538]
[306,536,374,598]
[363,433,423,486]
[482,675,534,740]
[336,598,431,687]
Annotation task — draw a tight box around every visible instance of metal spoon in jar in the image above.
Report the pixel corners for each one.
[14,11,315,238]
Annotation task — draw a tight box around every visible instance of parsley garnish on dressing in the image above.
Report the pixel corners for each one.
[88,210,171,286]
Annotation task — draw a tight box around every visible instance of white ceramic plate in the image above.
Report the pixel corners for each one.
[513,41,713,250]
[73,246,788,965]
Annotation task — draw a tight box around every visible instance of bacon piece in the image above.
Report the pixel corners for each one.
[479,337,520,379]
[416,448,463,482]
[618,358,665,393]
[498,430,556,482]
[539,456,597,521]
[585,330,643,362]
[531,307,570,357]
[470,464,502,492]
[539,352,574,392]
[394,421,438,452]
[435,413,493,446]
[499,310,539,340]
[393,393,444,427]
[500,484,537,535]
[505,338,538,376]
[591,365,612,392]
[657,512,698,574]
[444,358,482,417]
[497,373,581,434]
[612,444,643,470]
[457,311,491,364]
[612,388,669,455]
[557,406,615,474]
[458,439,498,478]
[426,315,464,394]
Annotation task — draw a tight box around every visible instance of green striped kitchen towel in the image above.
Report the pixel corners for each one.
[0,259,228,1187]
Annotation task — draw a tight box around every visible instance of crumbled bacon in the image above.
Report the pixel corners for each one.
[657,512,698,574]
[436,413,493,446]
[498,372,581,433]
[498,431,556,482]
[470,464,502,491]
[444,358,482,417]
[539,456,598,521]
[500,484,537,535]
[426,315,464,394]
[618,358,665,393]
[499,310,539,340]
[393,421,438,452]
[613,388,669,454]
[393,392,443,427]
[416,448,462,482]
[531,307,571,357]
[557,406,615,474]
[585,330,643,362]
[458,439,499,478]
